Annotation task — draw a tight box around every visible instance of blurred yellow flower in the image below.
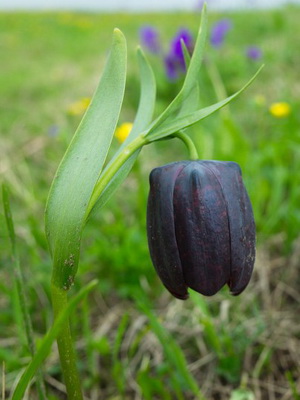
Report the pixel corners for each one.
[67,97,91,116]
[115,122,133,143]
[269,102,291,118]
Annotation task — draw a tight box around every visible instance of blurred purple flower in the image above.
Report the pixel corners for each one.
[170,28,194,68]
[163,28,194,80]
[246,46,262,60]
[48,125,59,137]
[164,54,179,81]
[210,19,232,48]
[139,25,161,54]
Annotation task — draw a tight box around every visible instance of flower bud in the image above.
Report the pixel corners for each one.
[147,160,255,299]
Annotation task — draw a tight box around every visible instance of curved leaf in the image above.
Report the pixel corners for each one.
[87,47,156,217]
[11,280,98,400]
[146,3,207,134]
[45,29,127,289]
[147,66,264,141]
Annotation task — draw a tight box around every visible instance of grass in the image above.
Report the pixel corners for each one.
[0,5,300,399]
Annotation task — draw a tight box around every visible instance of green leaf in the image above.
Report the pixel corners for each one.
[3,184,48,400]
[180,3,207,97]
[180,38,191,71]
[2,184,26,345]
[286,371,300,400]
[177,41,201,117]
[11,280,98,400]
[2,184,16,256]
[229,389,255,400]
[178,83,200,118]
[87,47,156,217]
[122,47,156,145]
[147,65,264,141]
[112,314,130,394]
[145,3,207,134]
[45,29,127,289]
[137,295,204,399]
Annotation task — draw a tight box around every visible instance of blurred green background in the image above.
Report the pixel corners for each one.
[0,5,300,399]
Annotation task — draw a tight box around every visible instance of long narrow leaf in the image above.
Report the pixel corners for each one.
[2,185,47,400]
[146,3,207,134]
[147,66,263,141]
[177,41,201,117]
[181,39,191,71]
[11,280,98,400]
[2,184,16,256]
[122,47,156,144]
[112,314,130,394]
[88,4,207,218]
[181,3,207,96]
[87,47,156,217]
[45,29,127,289]
[138,299,204,399]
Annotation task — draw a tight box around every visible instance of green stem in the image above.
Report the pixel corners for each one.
[173,131,199,160]
[49,134,148,400]
[86,134,148,217]
[51,284,83,400]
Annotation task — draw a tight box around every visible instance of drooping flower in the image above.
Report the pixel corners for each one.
[115,122,133,143]
[269,102,291,118]
[139,25,161,54]
[246,46,262,61]
[147,160,255,299]
[210,19,232,48]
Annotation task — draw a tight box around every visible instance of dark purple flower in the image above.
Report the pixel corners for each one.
[246,46,262,60]
[139,25,161,54]
[210,19,232,48]
[147,160,256,299]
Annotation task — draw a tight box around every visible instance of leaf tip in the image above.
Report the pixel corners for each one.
[201,2,207,12]
[89,279,99,290]
[113,28,125,41]
[249,64,265,83]
[137,46,147,62]
[112,28,127,50]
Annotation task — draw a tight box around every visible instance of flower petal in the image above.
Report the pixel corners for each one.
[173,162,231,296]
[203,161,256,295]
[147,162,189,299]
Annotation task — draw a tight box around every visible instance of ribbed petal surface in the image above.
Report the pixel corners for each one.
[173,162,231,296]
[202,161,256,295]
[147,162,189,299]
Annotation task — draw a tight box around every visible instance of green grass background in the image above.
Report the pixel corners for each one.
[0,6,300,399]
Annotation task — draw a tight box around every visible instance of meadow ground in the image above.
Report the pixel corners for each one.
[0,6,300,399]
